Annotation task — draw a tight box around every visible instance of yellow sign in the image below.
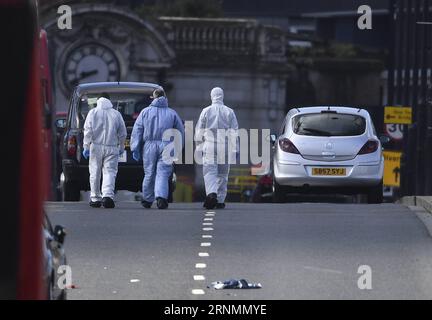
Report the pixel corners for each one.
[384,106,412,124]
[383,151,402,187]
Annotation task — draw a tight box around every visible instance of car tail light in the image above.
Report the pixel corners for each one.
[260,175,273,186]
[67,135,77,156]
[358,140,379,155]
[279,138,300,154]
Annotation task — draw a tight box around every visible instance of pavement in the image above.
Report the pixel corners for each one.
[45,201,432,300]
[400,196,432,215]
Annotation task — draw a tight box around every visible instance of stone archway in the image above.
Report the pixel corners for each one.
[41,4,175,110]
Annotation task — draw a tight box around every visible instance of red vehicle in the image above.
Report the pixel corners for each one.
[40,29,56,201]
[0,0,50,299]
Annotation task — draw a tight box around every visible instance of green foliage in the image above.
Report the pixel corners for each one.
[135,0,223,18]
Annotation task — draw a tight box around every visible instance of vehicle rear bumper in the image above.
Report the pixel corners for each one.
[62,161,143,191]
[274,160,383,187]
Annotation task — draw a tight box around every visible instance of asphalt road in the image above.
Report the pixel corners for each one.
[45,201,432,299]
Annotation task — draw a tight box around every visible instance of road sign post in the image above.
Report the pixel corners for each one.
[383,151,402,187]
[384,106,412,124]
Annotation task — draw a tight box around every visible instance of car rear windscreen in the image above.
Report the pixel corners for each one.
[292,112,366,136]
[78,92,152,126]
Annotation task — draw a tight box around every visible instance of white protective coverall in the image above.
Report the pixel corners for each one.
[83,97,127,202]
[195,87,239,203]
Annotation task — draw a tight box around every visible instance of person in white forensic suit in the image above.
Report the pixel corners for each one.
[82,94,127,209]
[195,87,239,210]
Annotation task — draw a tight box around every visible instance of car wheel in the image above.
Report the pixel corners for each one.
[272,178,286,203]
[62,180,81,201]
[367,181,383,204]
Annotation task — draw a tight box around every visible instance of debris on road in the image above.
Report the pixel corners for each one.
[209,279,262,290]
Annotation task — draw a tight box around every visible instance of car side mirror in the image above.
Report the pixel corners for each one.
[56,119,66,130]
[54,225,66,244]
[379,135,391,145]
[270,134,277,145]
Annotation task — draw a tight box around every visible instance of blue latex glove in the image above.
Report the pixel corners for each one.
[132,150,141,162]
[82,149,90,159]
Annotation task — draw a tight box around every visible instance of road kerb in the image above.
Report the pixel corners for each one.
[401,196,432,215]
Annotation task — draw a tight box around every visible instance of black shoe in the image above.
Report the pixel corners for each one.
[156,197,168,209]
[141,200,152,208]
[102,197,115,209]
[89,201,102,208]
[203,193,218,210]
[215,202,225,209]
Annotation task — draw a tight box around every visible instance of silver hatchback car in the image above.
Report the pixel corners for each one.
[272,106,386,203]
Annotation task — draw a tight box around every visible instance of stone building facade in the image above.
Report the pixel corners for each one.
[40,2,386,200]
[40,3,290,132]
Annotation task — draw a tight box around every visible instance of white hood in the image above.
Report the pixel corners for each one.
[97,97,113,110]
[211,87,224,105]
[83,96,127,150]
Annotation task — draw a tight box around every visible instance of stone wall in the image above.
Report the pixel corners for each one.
[41,4,290,133]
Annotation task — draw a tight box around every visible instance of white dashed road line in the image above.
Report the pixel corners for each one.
[191,289,205,295]
[192,210,218,296]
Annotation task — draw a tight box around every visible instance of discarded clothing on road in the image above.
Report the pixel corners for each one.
[210,279,262,290]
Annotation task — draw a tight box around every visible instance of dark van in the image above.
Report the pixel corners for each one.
[59,82,176,201]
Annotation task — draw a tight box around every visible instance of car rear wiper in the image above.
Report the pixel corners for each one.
[301,127,332,136]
